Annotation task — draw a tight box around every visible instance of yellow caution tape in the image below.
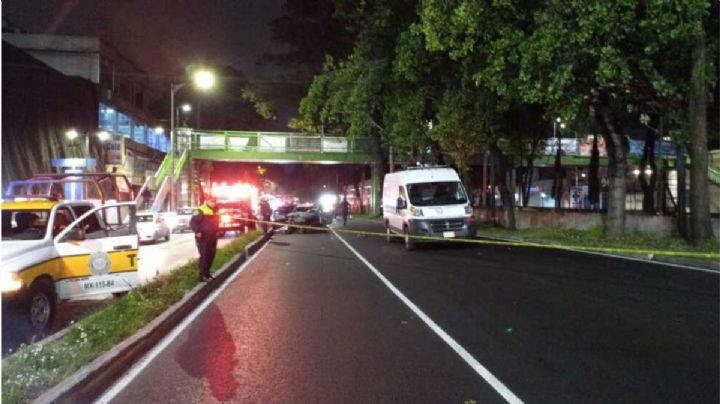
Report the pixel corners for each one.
[244,218,720,261]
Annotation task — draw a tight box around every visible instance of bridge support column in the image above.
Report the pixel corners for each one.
[371,162,381,216]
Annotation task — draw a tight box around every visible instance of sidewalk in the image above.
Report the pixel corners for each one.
[475,230,720,272]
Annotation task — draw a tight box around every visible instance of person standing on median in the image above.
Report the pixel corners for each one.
[190,196,220,282]
[339,196,350,226]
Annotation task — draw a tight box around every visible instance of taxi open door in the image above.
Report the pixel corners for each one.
[53,202,139,299]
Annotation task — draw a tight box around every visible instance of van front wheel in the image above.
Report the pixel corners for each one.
[404,226,416,251]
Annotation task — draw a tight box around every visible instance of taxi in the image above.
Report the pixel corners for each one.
[1,197,139,334]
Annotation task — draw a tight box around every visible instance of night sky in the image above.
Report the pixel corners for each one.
[2,0,287,79]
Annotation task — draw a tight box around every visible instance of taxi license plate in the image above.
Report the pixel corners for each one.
[443,231,455,238]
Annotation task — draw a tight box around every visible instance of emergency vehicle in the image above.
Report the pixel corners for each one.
[210,182,260,233]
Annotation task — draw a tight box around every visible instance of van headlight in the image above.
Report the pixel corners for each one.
[1,272,23,293]
[465,205,473,214]
[410,206,424,217]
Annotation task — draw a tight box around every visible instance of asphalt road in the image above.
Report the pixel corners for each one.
[1,231,237,356]
[102,219,719,403]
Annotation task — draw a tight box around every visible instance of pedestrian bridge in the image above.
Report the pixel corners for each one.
[137,130,379,212]
[180,130,374,164]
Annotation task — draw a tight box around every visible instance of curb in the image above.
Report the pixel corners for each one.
[475,231,720,273]
[32,231,273,404]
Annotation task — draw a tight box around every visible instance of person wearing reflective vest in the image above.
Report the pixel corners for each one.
[190,197,219,281]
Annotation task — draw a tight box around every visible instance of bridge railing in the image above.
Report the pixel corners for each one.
[179,130,370,154]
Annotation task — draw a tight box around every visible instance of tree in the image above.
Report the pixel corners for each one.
[297,1,421,209]
[687,19,714,243]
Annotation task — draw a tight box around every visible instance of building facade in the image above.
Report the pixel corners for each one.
[3,32,167,187]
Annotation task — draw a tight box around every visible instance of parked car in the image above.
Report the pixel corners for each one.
[287,205,324,233]
[174,207,196,233]
[136,212,170,243]
[271,204,295,224]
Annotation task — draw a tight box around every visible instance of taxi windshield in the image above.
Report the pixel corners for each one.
[1,209,50,240]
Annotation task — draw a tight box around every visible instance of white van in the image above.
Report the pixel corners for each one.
[383,167,475,250]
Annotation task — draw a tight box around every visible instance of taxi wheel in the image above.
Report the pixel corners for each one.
[404,226,416,251]
[26,278,56,334]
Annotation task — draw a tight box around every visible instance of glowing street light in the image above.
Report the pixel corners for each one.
[65,129,79,140]
[192,70,215,90]
[154,126,165,134]
[96,131,111,142]
[181,103,192,112]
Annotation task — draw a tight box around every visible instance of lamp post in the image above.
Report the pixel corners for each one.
[551,118,566,209]
[168,69,215,211]
[97,130,111,170]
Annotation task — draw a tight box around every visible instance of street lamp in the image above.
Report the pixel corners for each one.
[169,69,215,211]
[65,129,114,168]
[65,129,88,157]
[97,130,111,142]
[552,118,566,153]
[176,104,192,128]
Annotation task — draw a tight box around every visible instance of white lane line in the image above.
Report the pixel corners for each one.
[97,241,271,404]
[331,229,523,404]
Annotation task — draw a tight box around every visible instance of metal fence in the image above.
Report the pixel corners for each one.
[177,130,368,154]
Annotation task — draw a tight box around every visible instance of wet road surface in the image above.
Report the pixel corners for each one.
[103,220,718,403]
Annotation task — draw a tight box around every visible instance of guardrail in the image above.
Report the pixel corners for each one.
[178,130,369,154]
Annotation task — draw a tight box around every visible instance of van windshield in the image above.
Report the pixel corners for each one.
[407,181,467,206]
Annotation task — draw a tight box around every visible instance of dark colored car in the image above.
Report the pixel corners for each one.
[286,205,324,233]
[271,204,295,223]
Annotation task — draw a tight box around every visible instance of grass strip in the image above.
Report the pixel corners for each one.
[2,230,261,404]
[475,224,719,259]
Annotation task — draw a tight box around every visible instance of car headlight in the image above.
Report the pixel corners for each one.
[410,206,423,217]
[1,272,23,293]
[465,205,473,214]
